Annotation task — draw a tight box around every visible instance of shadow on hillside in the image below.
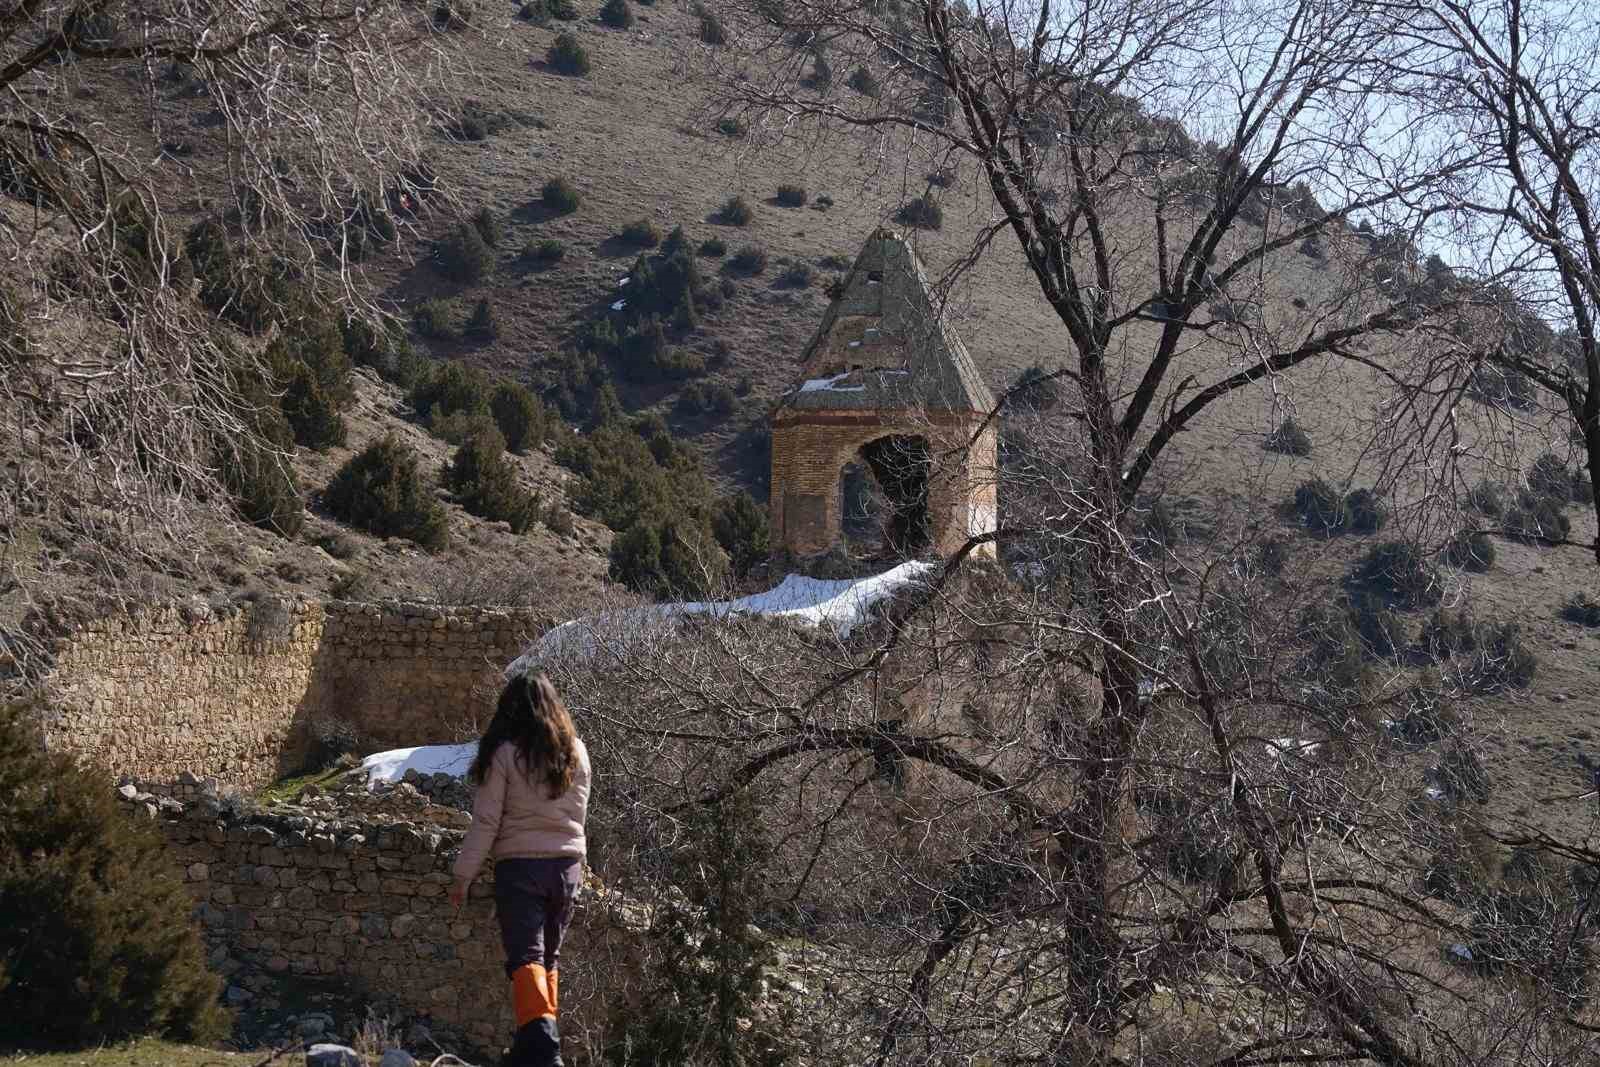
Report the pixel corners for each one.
[595,235,652,259]
[510,200,567,226]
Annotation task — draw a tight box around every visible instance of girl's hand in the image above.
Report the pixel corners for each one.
[449,881,467,913]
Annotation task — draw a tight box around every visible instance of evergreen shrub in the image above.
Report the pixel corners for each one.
[0,701,229,1049]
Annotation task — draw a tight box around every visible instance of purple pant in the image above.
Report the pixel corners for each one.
[494,857,582,978]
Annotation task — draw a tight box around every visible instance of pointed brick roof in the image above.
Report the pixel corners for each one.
[776,229,995,416]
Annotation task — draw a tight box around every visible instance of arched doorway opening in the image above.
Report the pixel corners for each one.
[840,434,932,557]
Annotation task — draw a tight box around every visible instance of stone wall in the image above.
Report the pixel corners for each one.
[769,410,997,558]
[121,786,645,1059]
[41,597,545,785]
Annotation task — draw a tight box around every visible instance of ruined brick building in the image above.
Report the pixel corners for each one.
[769,228,998,561]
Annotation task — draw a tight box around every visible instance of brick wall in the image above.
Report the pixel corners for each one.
[41,597,545,785]
[769,411,998,558]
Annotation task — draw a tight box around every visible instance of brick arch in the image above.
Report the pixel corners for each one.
[769,409,998,560]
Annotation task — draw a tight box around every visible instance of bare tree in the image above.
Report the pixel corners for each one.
[1386,0,1600,560]
[0,0,474,668]
[546,417,1599,1065]
[647,0,1506,1059]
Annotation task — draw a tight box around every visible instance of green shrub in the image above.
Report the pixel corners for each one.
[775,184,807,207]
[620,218,663,247]
[1436,741,1492,804]
[491,381,547,453]
[715,116,748,138]
[277,361,348,450]
[1503,491,1572,543]
[431,0,475,29]
[896,192,943,230]
[730,244,768,274]
[679,380,736,415]
[410,360,492,425]
[1344,487,1387,533]
[188,229,306,335]
[341,316,427,388]
[1468,479,1505,517]
[1264,415,1312,457]
[1290,477,1345,533]
[661,225,693,257]
[323,435,450,550]
[847,67,879,96]
[1347,540,1441,609]
[549,32,590,75]
[609,513,728,597]
[600,0,634,27]
[721,195,755,226]
[698,8,728,44]
[413,297,461,340]
[605,791,790,1066]
[522,0,577,18]
[700,237,727,257]
[1445,528,1495,572]
[1349,591,1406,658]
[263,312,354,451]
[1256,535,1289,577]
[1528,452,1592,503]
[471,204,503,248]
[444,428,540,533]
[219,365,304,537]
[1463,621,1537,691]
[1419,608,1480,663]
[465,297,499,342]
[428,409,497,446]
[436,221,493,283]
[0,700,229,1049]
[804,50,832,89]
[527,238,567,262]
[1559,593,1600,628]
[543,176,582,214]
[714,490,769,578]
[775,261,814,288]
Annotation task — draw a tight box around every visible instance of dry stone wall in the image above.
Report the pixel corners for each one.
[120,786,646,1059]
[41,597,546,785]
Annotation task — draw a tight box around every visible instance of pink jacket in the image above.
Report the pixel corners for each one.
[452,738,591,884]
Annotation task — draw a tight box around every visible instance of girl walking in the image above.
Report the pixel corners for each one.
[451,672,591,1067]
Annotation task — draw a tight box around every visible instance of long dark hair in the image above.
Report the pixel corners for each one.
[468,672,578,797]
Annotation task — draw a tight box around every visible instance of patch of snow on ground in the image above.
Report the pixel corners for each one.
[361,743,476,783]
[507,560,936,674]
[611,299,627,311]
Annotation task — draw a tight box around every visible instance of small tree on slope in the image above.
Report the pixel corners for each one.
[0,700,228,1048]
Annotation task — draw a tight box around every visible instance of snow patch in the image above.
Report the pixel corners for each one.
[361,743,476,783]
[611,299,627,311]
[618,277,630,287]
[798,372,866,393]
[1265,736,1323,761]
[507,560,936,674]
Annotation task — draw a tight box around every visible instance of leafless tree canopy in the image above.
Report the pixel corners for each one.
[1377,0,1600,560]
[499,0,1600,1063]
